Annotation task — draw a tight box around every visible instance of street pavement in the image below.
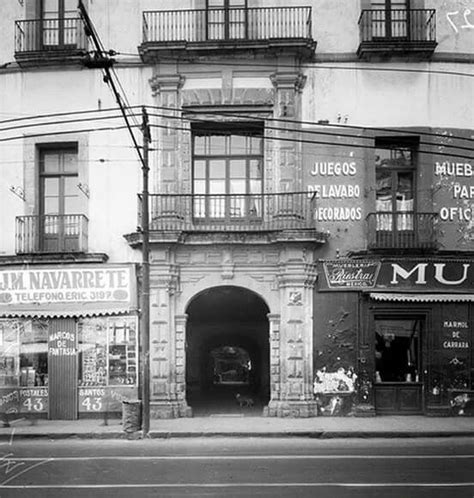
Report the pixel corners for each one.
[0,437,473,497]
[0,413,473,439]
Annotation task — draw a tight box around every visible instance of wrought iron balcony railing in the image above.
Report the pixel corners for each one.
[15,17,87,54]
[367,212,438,250]
[359,9,436,42]
[139,192,317,233]
[142,7,312,44]
[16,214,88,254]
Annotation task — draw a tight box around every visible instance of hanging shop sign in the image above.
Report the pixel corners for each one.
[319,259,473,292]
[322,260,380,289]
[376,260,472,291]
[0,264,137,316]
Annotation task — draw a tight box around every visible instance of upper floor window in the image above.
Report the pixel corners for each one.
[41,0,79,47]
[375,138,416,231]
[39,146,81,252]
[370,0,408,38]
[192,123,263,222]
[207,0,248,40]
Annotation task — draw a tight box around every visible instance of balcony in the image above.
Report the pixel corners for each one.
[367,212,438,251]
[128,192,327,245]
[357,9,437,60]
[16,214,88,254]
[139,7,315,62]
[14,18,87,66]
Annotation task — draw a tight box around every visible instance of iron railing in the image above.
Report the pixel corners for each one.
[367,212,437,250]
[140,192,316,232]
[15,18,87,53]
[359,9,436,42]
[16,214,88,254]
[142,7,312,43]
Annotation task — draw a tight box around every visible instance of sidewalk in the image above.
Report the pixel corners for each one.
[1,414,473,439]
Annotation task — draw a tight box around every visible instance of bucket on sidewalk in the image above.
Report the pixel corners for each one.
[122,400,142,433]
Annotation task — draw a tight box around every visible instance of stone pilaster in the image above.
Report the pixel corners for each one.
[266,246,319,417]
[148,259,190,418]
[149,74,185,193]
[270,72,306,193]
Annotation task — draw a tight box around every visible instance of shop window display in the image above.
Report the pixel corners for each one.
[78,316,137,386]
[375,318,421,383]
[0,319,48,387]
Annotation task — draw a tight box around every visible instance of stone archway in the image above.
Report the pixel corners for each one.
[185,286,270,415]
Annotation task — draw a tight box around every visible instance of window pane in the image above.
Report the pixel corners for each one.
[193,180,206,194]
[64,176,78,195]
[194,136,206,155]
[108,317,137,386]
[43,177,59,196]
[78,318,108,387]
[194,160,206,179]
[249,179,262,194]
[397,172,413,201]
[0,320,20,386]
[42,0,59,17]
[250,136,262,154]
[230,134,246,155]
[209,135,226,155]
[63,152,78,173]
[229,159,245,179]
[78,317,137,387]
[250,159,262,179]
[44,197,59,214]
[208,0,225,7]
[375,169,392,203]
[375,318,420,383]
[209,160,225,179]
[209,180,225,194]
[19,320,48,387]
[42,153,60,173]
[64,195,81,214]
[230,179,245,194]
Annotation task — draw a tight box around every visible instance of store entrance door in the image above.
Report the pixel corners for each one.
[48,318,78,419]
[374,316,423,414]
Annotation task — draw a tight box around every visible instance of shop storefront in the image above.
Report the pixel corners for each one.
[319,258,474,416]
[0,264,138,420]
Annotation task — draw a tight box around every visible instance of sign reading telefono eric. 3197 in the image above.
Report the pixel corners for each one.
[0,265,136,312]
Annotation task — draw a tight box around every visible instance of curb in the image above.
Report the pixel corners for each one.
[1,431,474,440]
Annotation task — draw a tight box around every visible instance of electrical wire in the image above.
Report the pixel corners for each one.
[1,103,472,147]
[159,57,474,79]
[0,113,471,162]
[0,124,137,143]
[114,51,474,78]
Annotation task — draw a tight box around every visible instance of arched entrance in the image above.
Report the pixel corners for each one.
[185,286,270,415]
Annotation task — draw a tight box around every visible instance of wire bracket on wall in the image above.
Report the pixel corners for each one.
[78,182,90,198]
[9,186,25,201]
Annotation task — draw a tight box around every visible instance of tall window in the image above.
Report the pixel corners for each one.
[375,139,416,232]
[39,146,80,252]
[41,0,78,47]
[193,124,263,222]
[207,0,247,40]
[370,0,408,38]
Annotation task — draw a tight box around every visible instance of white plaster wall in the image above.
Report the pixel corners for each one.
[0,66,155,263]
[429,0,474,54]
[303,63,474,129]
[0,0,23,65]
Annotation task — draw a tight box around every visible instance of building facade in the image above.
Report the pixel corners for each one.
[0,0,472,420]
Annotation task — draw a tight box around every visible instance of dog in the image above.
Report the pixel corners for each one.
[235,393,254,408]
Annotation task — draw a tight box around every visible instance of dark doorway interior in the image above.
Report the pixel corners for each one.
[186,286,270,416]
